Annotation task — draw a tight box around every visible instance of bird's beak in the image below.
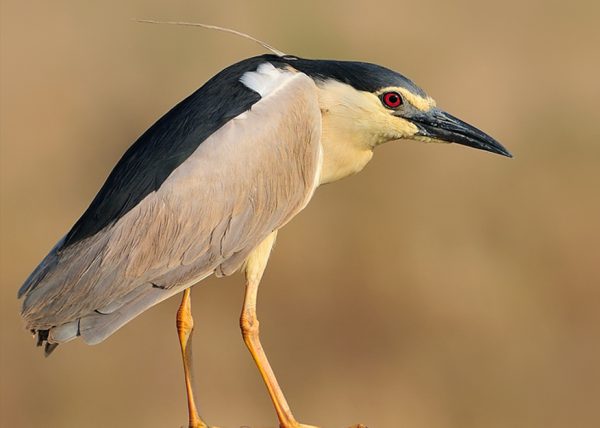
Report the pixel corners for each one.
[408,109,512,157]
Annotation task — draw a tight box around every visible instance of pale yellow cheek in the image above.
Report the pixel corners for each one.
[368,109,420,144]
[387,116,420,139]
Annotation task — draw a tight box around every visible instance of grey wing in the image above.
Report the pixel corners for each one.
[20,69,322,348]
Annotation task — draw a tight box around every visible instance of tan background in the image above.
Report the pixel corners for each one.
[1,1,600,427]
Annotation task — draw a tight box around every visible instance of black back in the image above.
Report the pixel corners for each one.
[61,54,423,250]
[62,56,265,248]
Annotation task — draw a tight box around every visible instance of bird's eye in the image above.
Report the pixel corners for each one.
[382,92,403,109]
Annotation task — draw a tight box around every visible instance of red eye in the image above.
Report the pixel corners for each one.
[382,92,403,109]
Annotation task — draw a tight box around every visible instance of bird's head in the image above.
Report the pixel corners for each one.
[276,56,511,182]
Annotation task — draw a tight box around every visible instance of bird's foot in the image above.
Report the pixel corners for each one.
[183,421,216,428]
[286,424,366,428]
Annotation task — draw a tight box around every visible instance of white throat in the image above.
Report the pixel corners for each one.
[315,80,378,184]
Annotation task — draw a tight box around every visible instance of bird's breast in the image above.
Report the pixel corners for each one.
[318,129,374,184]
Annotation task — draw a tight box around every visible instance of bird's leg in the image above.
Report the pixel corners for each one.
[241,282,365,428]
[241,279,304,428]
[177,288,209,428]
[240,233,317,428]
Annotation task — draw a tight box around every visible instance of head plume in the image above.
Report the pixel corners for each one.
[133,19,286,57]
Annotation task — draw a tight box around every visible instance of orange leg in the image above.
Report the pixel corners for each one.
[240,232,316,428]
[241,233,366,428]
[241,282,368,428]
[177,288,209,428]
[241,279,307,428]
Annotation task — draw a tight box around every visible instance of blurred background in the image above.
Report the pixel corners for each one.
[1,1,599,427]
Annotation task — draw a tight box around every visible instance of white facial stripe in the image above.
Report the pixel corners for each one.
[240,62,293,97]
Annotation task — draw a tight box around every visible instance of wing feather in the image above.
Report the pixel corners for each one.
[20,68,322,346]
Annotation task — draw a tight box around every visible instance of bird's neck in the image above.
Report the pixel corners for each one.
[316,82,379,185]
[318,122,374,185]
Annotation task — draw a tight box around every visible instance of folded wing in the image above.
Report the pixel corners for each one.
[19,65,322,351]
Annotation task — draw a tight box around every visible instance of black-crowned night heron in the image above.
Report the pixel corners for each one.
[18,25,511,428]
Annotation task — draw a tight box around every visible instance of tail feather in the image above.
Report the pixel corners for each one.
[33,329,60,357]
[27,279,199,353]
[20,231,216,353]
[44,342,59,356]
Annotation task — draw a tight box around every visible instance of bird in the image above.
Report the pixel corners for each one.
[18,23,511,428]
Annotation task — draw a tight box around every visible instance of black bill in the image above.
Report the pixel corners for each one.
[408,109,512,158]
